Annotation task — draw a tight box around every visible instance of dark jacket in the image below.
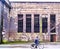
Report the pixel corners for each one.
[34,38,39,45]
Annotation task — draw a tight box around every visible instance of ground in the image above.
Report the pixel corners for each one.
[0,43,60,49]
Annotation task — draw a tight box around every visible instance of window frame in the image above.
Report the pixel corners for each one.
[34,14,40,33]
[50,14,56,33]
[42,17,48,33]
[26,14,31,33]
[18,14,23,33]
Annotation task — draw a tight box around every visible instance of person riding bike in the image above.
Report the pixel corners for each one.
[34,36,39,48]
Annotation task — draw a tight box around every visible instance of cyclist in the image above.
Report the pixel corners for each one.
[34,36,39,48]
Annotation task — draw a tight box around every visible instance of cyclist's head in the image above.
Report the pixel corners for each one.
[36,36,38,38]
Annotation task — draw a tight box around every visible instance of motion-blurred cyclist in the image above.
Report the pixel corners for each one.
[34,36,39,48]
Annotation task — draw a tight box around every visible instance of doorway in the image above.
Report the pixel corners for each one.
[50,34,56,42]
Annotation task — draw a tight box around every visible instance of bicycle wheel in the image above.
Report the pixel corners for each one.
[31,44,35,49]
[39,44,44,49]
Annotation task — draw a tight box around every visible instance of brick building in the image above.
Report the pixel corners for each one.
[1,1,60,42]
[9,2,60,42]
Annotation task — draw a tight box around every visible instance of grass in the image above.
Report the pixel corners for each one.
[2,40,60,44]
[2,40,33,44]
[2,40,46,44]
[3,41,45,44]
[2,40,50,44]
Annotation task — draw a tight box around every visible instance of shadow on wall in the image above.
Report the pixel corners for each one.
[9,17,17,41]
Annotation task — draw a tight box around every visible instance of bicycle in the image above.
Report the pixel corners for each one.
[31,43,44,49]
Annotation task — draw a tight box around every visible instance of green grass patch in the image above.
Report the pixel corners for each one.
[2,40,50,44]
[2,40,60,44]
[3,40,8,43]
[3,40,33,44]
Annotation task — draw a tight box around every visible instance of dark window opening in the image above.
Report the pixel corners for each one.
[26,14,31,32]
[34,14,40,33]
[18,14,23,32]
[50,14,56,33]
[42,17,48,33]
[50,34,56,42]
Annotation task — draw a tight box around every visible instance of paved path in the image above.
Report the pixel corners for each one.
[0,43,60,49]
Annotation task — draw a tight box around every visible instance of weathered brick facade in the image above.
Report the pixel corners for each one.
[9,2,60,42]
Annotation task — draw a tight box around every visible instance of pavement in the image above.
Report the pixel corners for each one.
[0,42,60,49]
